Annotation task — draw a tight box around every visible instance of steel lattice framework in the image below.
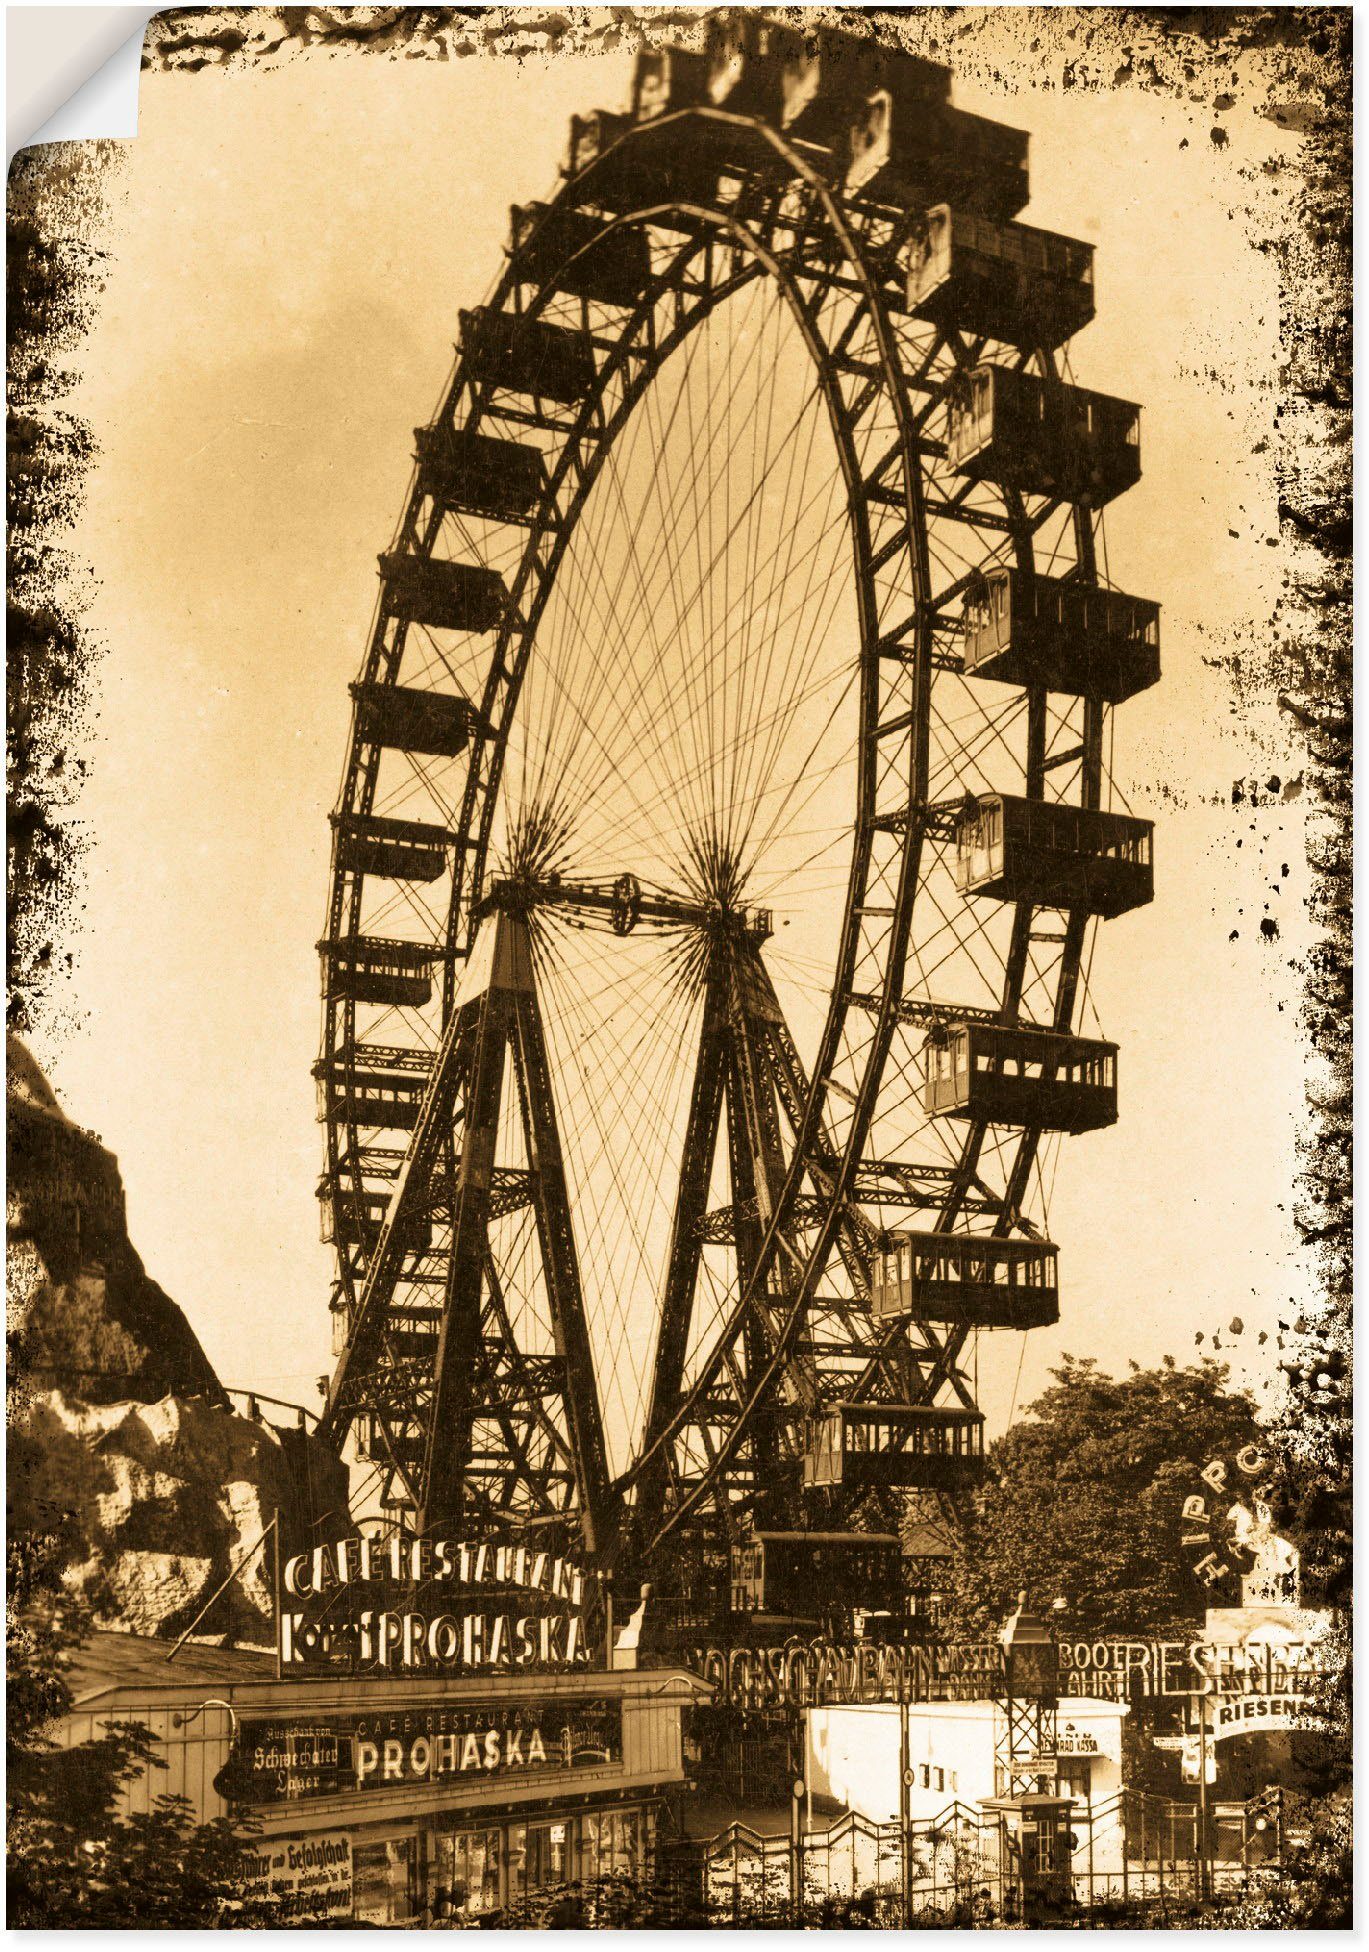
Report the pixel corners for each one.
[313,17,1155,1580]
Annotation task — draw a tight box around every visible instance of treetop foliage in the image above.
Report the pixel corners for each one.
[930,1354,1265,1639]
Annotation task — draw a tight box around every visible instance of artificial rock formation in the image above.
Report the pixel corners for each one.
[8,1037,346,1646]
[7,1035,224,1406]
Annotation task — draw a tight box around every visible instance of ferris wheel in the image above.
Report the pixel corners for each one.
[314,14,1157,1573]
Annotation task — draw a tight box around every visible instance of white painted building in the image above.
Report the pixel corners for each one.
[805,1695,1129,1872]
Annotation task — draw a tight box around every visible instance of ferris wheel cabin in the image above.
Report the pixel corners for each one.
[729,1530,904,1621]
[869,1232,1059,1330]
[630,43,710,118]
[922,1022,1119,1133]
[700,13,794,120]
[318,1183,433,1255]
[778,29,949,147]
[702,16,951,130]
[962,566,1161,704]
[907,205,1095,351]
[846,93,1029,222]
[510,202,652,311]
[378,552,507,634]
[318,934,436,1009]
[350,680,477,760]
[458,306,598,406]
[947,364,1142,507]
[413,425,543,525]
[803,1403,985,1491]
[314,1044,433,1131]
[368,1312,442,1368]
[332,812,450,885]
[567,107,720,218]
[578,49,757,217]
[954,794,1154,918]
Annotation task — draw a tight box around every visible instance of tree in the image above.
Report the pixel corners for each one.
[1199,1790,1352,1931]
[6,1520,283,1928]
[930,1355,1264,1639]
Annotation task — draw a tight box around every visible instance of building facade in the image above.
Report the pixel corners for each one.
[57,1633,708,1923]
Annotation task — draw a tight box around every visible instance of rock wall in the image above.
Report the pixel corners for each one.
[8,1038,349,1647]
[10,1391,349,1646]
[8,1037,224,1407]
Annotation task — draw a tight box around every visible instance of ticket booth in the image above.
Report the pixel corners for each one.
[982,1791,1076,1921]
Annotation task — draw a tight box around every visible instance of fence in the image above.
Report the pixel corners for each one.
[223,1385,321,1431]
[687,1789,1282,1925]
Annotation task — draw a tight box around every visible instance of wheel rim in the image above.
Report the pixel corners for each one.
[318,93,1127,1567]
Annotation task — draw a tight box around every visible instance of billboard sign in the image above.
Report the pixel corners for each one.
[230,1698,622,1805]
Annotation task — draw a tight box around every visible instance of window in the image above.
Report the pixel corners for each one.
[508,1820,571,1898]
[434,1828,501,1917]
[353,1837,417,1926]
[1057,1761,1092,1805]
[582,1809,642,1882]
[1031,1822,1058,1875]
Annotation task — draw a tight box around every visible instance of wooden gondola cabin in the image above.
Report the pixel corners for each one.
[350,681,477,760]
[953,794,1154,919]
[332,813,450,885]
[315,1049,432,1131]
[413,425,543,525]
[946,364,1141,507]
[379,553,507,634]
[729,1531,904,1625]
[318,1182,432,1254]
[458,307,597,407]
[922,1021,1118,1134]
[804,1404,984,1491]
[847,94,1029,223]
[319,935,436,1009]
[779,28,949,147]
[622,46,776,205]
[566,109,632,190]
[509,202,651,311]
[702,12,797,121]
[566,98,726,223]
[630,43,709,118]
[869,1232,1059,1331]
[907,205,1095,351]
[962,565,1160,704]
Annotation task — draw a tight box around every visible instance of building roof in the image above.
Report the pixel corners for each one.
[70,1631,276,1703]
[65,1629,712,1710]
[748,1530,901,1547]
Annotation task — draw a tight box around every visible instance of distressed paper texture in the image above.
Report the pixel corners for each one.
[8,0,1350,1839]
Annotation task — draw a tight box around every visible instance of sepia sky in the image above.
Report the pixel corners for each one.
[37,11,1318,1439]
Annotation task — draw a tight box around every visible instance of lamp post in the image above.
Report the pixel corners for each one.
[789,1775,805,1925]
[997,1595,1060,1796]
[898,1698,914,1925]
[986,1595,1072,1923]
[1195,1687,1211,1900]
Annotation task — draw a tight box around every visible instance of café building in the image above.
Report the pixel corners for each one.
[53,1537,709,1924]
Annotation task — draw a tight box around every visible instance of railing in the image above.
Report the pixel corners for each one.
[223,1385,322,1433]
[680,1790,1283,1926]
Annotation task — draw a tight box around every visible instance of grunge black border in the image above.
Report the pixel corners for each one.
[7,0,1350,1775]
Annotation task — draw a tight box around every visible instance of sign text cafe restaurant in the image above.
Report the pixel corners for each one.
[55,1535,708,1923]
